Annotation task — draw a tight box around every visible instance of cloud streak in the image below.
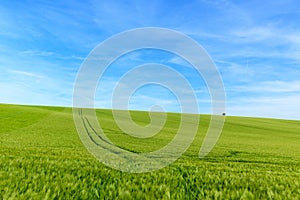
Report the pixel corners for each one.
[8,70,44,79]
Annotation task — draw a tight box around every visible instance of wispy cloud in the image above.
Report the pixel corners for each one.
[19,50,55,57]
[8,70,44,79]
[18,49,85,61]
[230,80,300,93]
[227,94,300,120]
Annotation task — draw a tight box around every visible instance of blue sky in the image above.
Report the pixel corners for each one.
[1,0,300,119]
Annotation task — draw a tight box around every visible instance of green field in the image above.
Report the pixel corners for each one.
[0,104,299,199]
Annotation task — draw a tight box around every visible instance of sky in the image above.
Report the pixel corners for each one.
[0,0,300,120]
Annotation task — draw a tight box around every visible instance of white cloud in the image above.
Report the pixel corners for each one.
[227,94,300,120]
[232,26,274,42]
[19,50,55,57]
[8,70,44,79]
[229,80,300,93]
[0,81,70,106]
[168,56,191,67]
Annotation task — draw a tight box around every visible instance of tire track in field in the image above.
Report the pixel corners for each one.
[79,108,122,155]
[78,108,175,166]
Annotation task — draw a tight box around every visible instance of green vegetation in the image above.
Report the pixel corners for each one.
[0,104,299,199]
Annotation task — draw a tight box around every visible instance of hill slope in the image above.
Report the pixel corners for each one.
[0,104,299,199]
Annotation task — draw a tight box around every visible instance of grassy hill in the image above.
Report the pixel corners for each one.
[0,104,299,199]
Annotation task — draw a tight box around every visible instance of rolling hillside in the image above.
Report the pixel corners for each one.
[0,104,299,199]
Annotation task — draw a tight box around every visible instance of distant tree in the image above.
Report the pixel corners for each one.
[222,113,226,116]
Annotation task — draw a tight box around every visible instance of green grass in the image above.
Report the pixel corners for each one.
[0,104,299,199]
